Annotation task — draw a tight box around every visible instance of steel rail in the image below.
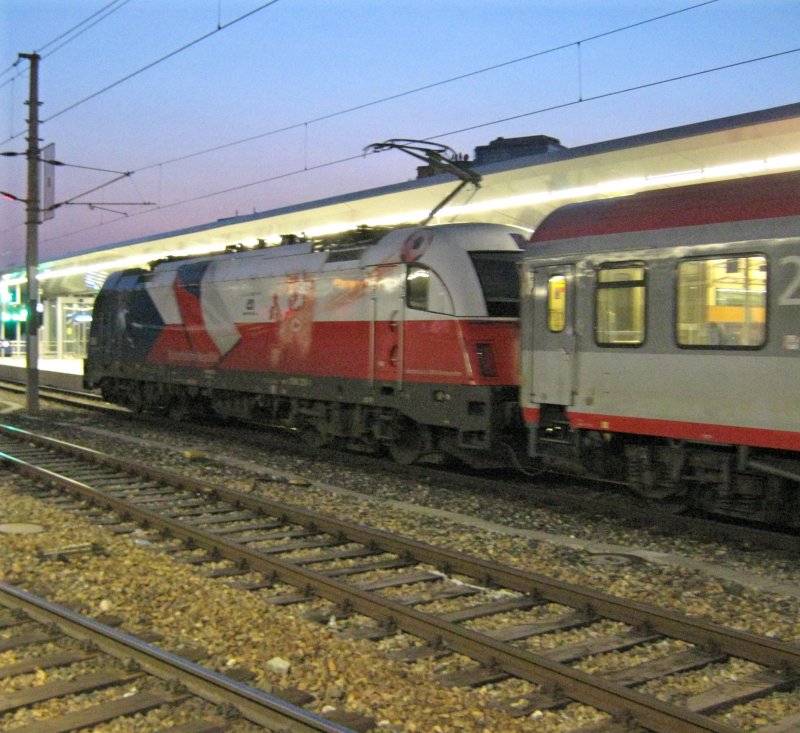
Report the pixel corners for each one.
[0,582,354,732]
[1,424,796,732]
[4,380,798,553]
[2,424,794,672]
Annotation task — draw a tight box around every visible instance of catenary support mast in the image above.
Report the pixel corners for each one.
[20,52,40,416]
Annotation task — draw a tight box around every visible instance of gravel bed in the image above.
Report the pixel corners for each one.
[42,410,800,595]
[0,406,798,731]
[1,480,520,732]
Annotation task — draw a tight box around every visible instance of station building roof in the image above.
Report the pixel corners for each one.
[10,101,800,300]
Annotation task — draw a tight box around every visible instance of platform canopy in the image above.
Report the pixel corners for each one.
[10,102,800,299]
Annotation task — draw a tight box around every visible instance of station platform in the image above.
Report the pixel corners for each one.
[0,357,86,392]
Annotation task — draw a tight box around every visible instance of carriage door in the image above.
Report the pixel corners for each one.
[368,265,404,390]
[530,265,576,405]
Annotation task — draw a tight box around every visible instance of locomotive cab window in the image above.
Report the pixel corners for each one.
[406,266,430,310]
[677,255,766,348]
[405,266,453,314]
[595,263,646,346]
[469,252,520,317]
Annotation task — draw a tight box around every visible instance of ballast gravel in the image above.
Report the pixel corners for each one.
[0,407,798,732]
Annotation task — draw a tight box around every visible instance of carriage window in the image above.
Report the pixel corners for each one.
[595,263,646,346]
[406,266,430,310]
[547,275,566,332]
[677,255,766,348]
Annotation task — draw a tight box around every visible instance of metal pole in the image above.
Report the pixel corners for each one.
[20,52,40,416]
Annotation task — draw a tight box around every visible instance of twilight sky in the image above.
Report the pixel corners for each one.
[1,0,799,269]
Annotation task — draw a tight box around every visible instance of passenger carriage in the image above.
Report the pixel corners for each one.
[520,171,800,523]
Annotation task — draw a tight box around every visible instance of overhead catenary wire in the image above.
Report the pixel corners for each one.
[20,0,729,233]
[37,0,133,59]
[1,0,718,155]
[430,45,800,141]
[41,0,283,125]
[135,46,800,215]
[0,0,132,142]
[22,44,799,247]
[0,0,793,252]
[0,0,131,87]
[0,0,283,143]
[136,0,721,172]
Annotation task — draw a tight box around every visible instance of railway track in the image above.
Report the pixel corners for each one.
[0,582,356,732]
[1,376,797,554]
[0,378,108,412]
[0,424,798,732]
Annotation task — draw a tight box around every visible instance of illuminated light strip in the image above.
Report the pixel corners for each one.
[595,177,647,194]
[301,209,432,239]
[703,160,767,178]
[439,153,800,219]
[1,276,26,287]
[645,168,703,184]
[7,151,800,285]
[766,152,800,170]
[7,245,216,286]
[33,242,235,282]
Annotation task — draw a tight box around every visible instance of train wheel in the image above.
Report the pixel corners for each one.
[632,483,687,501]
[299,425,330,450]
[100,382,115,404]
[389,418,429,465]
[168,394,191,422]
[625,442,687,501]
[127,388,145,414]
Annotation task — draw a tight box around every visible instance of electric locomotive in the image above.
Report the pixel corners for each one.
[520,170,800,525]
[84,222,527,466]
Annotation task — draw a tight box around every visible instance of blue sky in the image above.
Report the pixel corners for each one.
[1,0,799,268]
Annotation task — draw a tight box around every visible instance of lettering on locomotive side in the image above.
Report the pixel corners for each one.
[166,351,218,365]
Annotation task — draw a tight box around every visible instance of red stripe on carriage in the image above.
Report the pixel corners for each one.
[524,409,800,452]
[532,171,800,242]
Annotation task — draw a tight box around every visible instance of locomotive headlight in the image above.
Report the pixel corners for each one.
[434,390,450,402]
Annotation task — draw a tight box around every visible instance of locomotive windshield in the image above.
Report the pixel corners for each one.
[469,252,520,317]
